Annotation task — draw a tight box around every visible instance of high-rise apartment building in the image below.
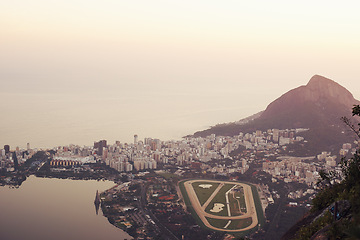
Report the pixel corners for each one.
[4,145,10,154]
[94,140,107,156]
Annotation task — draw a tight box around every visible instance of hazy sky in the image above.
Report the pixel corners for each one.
[1,1,360,149]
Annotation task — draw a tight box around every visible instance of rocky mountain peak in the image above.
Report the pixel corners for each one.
[305,75,357,107]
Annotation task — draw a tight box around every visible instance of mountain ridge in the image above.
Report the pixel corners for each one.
[260,75,359,121]
[192,75,359,154]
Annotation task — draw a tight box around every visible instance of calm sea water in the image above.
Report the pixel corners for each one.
[0,176,132,240]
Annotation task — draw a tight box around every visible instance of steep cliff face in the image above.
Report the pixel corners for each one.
[306,75,357,107]
[259,75,359,129]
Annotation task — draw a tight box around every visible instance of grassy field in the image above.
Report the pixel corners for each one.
[179,180,264,236]
[205,217,229,229]
[179,180,207,229]
[251,184,265,227]
[231,183,265,238]
[157,172,178,180]
[191,181,220,206]
[234,188,247,214]
[205,184,235,216]
[228,190,242,216]
[226,184,264,238]
[205,217,253,231]
[237,189,247,213]
[226,218,252,230]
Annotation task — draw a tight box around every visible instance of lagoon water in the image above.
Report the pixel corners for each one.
[0,176,132,240]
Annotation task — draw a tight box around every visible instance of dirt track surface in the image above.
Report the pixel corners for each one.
[183,180,259,232]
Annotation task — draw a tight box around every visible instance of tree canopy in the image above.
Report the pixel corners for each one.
[293,105,360,239]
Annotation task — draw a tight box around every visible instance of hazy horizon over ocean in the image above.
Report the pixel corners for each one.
[1,96,259,149]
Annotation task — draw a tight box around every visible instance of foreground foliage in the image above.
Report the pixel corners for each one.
[293,105,360,240]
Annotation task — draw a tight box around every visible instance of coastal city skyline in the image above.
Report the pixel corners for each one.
[3,2,360,239]
[2,1,360,148]
[2,122,356,239]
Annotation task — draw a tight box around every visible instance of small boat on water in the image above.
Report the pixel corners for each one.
[94,190,101,204]
[94,190,101,215]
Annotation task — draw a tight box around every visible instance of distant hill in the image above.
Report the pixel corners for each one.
[193,75,360,154]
